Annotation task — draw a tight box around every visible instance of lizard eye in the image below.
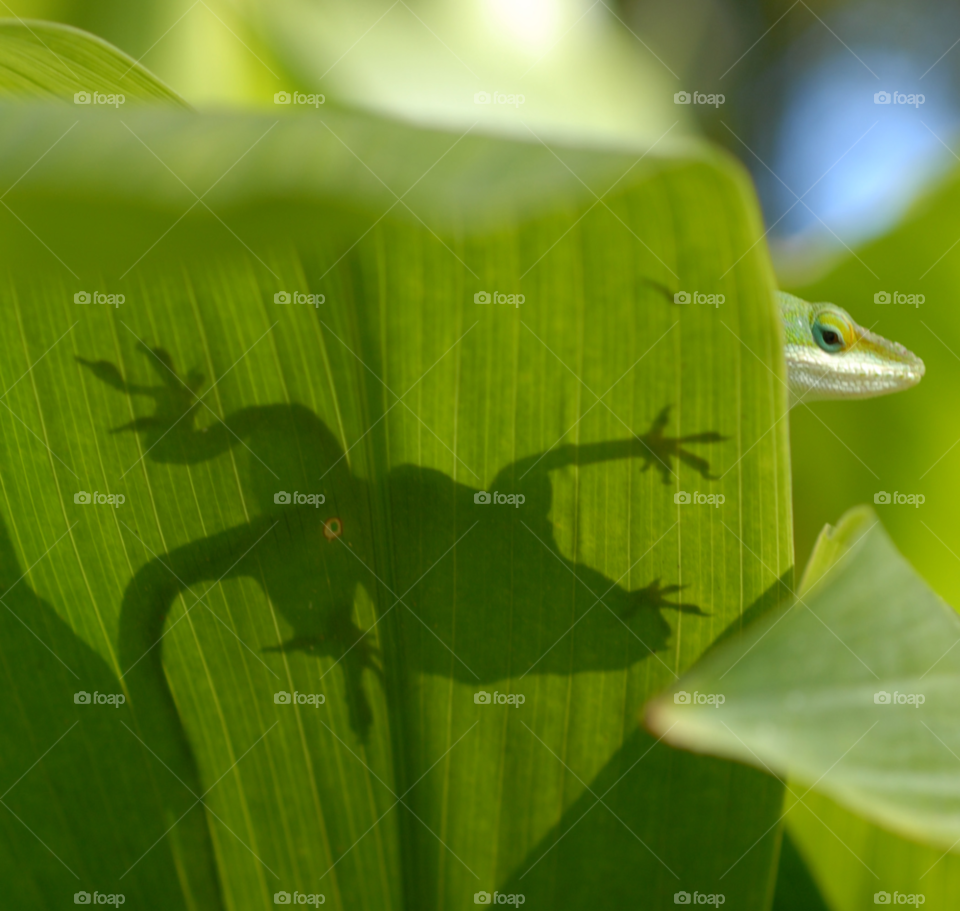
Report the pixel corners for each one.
[812,315,849,353]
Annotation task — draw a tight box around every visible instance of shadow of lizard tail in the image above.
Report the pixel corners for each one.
[118,509,382,898]
[118,530,240,911]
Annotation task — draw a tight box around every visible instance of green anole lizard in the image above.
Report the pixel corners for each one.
[779,291,925,406]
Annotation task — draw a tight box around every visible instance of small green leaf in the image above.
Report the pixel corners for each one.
[647,506,960,851]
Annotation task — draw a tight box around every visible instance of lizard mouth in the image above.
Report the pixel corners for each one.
[786,328,925,402]
[850,326,926,391]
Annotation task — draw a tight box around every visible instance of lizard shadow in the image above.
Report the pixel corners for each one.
[80,344,726,741]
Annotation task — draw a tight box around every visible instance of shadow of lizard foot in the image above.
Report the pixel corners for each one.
[634,406,728,484]
[264,622,382,741]
[619,578,709,621]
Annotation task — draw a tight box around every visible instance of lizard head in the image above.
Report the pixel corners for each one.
[779,292,925,405]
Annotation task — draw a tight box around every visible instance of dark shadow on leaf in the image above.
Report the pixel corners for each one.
[771,828,831,911]
[495,727,783,908]
[0,510,221,910]
[702,570,795,658]
[80,345,727,744]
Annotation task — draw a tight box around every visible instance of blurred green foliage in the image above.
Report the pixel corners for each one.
[788,170,960,605]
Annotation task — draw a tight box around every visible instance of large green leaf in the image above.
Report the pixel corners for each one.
[0,23,792,911]
[647,505,960,853]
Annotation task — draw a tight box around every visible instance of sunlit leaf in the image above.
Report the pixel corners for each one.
[0,22,792,911]
[647,506,960,853]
